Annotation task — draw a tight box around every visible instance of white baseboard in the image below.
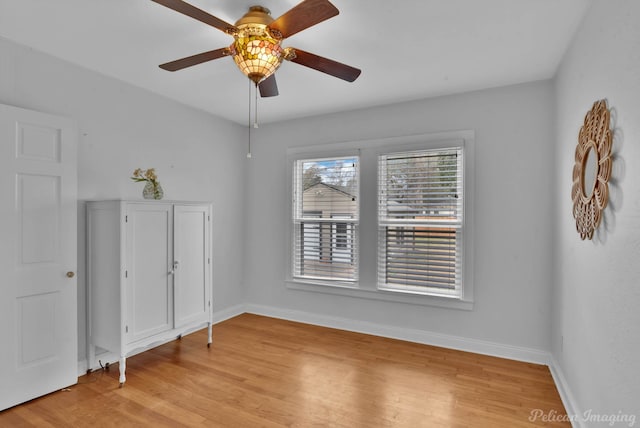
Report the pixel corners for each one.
[548,355,584,428]
[212,303,246,324]
[80,303,548,369]
[78,349,120,376]
[245,303,551,365]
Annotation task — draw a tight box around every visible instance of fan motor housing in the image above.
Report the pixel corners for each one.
[235,6,274,27]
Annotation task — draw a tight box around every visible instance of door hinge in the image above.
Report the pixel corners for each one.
[208,215,210,222]
[125,270,128,278]
[208,258,211,265]
[125,325,128,333]
[125,215,128,222]
[208,300,211,307]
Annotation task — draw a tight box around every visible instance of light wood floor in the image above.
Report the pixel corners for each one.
[0,314,569,427]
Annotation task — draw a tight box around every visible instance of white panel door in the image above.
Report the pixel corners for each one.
[125,203,173,343]
[173,204,210,328]
[0,104,77,410]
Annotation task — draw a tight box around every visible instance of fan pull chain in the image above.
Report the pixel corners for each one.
[246,79,252,158]
[254,83,259,129]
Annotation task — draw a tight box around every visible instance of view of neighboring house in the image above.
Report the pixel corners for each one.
[299,182,356,277]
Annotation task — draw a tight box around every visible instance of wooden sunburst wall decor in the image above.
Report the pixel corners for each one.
[571,99,613,240]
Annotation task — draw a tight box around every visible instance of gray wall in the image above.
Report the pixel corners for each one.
[0,36,248,364]
[553,0,640,421]
[245,80,555,355]
[5,3,638,418]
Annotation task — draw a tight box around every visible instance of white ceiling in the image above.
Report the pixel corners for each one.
[0,0,589,124]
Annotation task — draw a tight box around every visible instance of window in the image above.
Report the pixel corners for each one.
[378,148,463,298]
[288,131,473,309]
[292,156,359,284]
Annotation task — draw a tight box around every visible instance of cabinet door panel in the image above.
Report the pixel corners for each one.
[174,205,210,327]
[126,204,173,343]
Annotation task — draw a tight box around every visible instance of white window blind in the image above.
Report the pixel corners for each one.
[378,147,463,297]
[293,156,359,283]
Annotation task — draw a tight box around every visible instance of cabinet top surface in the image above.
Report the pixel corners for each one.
[86,200,211,205]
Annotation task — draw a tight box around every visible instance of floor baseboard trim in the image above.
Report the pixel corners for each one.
[212,303,246,324]
[245,304,550,365]
[548,355,584,428]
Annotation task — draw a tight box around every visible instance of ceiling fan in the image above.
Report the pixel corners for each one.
[151,0,362,97]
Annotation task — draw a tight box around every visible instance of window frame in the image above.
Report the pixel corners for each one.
[290,153,360,287]
[377,147,464,298]
[286,131,474,310]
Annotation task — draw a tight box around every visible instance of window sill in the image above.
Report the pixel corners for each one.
[286,280,474,311]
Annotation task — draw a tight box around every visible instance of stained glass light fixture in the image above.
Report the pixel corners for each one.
[229,6,294,84]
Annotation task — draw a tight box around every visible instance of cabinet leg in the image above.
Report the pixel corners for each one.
[87,343,96,374]
[207,322,212,348]
[119,356,126,387]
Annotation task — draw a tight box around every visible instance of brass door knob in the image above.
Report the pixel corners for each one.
[66,271,75,278]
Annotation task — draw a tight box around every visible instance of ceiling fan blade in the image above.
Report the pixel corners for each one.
[151,0,236,34]
[259,74,279,97]
[269,0,339,39]
[159,48,230,71]
[287,48,361,82]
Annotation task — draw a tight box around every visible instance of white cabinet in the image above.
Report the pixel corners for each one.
[86,200,212,385]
